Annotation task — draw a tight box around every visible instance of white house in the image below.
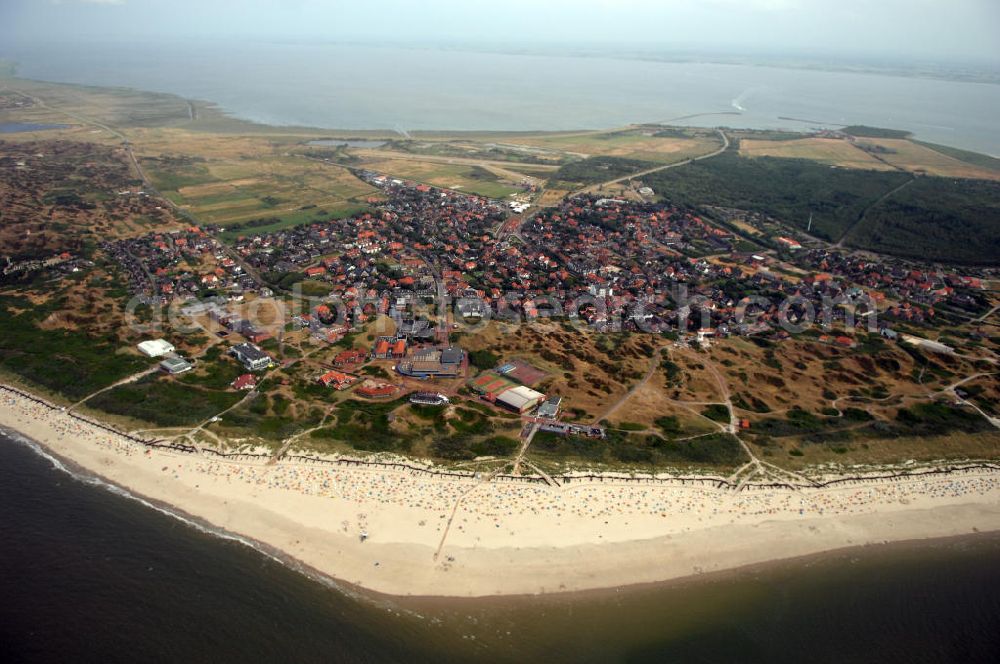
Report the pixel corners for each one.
[138,339,175,358]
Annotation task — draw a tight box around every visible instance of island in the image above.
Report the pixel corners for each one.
[1,75,998,597]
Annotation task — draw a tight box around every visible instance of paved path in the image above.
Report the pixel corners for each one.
[511,421,539,475]
[939,372,1000,429]
[576,129,730,195]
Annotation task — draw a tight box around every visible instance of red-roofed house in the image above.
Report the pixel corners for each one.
[356,380,398,399]
[231,374,257,391]
[373,338,392,359]
[334,349,367,367]
[317,371,357,390]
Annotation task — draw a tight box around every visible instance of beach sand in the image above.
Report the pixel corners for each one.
[2,384,999,597]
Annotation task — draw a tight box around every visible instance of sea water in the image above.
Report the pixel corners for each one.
[4,41,1000,156]
[2,432,999,663]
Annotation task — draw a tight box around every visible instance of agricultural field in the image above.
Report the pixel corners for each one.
[853,138,1000,180]
[0,79,384,235]
[0,77,194,140]
[507,127,721,164]
[739,137,897,171]
[139,148,379,227]
[739,132,1000,181]
[912,141,1000,173]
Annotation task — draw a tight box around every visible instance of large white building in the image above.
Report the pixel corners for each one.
[230,343,273,371]
[138,339,175,358]
[496,385,545,414]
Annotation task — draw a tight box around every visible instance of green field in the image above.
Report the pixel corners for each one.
[843,125,913,139]
[550,156,656,189]
[87,375,243,427]
[912,141,1000,173]
[141,153,378,232]
[218,203,369,241]
[528,429,746,469]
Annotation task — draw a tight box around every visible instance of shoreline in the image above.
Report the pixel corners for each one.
[2,383,1000,598]
[1,425,372,600]
[5,68,1000,158]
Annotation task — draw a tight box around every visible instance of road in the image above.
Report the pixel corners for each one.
[938,372,1000,429]
[972,305,1000,325]
[499,129,730,244]
[575,128,730,195]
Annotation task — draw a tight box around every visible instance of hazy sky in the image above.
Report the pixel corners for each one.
[2,0,999,64]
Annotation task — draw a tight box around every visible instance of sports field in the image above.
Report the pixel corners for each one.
[469,372,518,395]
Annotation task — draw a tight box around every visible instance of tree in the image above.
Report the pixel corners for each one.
[468,349,500,371]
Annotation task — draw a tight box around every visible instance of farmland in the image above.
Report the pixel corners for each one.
[854,138,1000,180]
[739,133,1000,181]
[123,126,381,228]
[506,127,722,163]
[739,137,897,171]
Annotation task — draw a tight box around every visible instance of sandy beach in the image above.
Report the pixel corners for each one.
[2,383,999,597]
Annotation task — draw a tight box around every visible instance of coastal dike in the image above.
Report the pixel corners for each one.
[2,384,999,598]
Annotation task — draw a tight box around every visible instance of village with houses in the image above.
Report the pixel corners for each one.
[1,108,998,474]
[39,166,988,473]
